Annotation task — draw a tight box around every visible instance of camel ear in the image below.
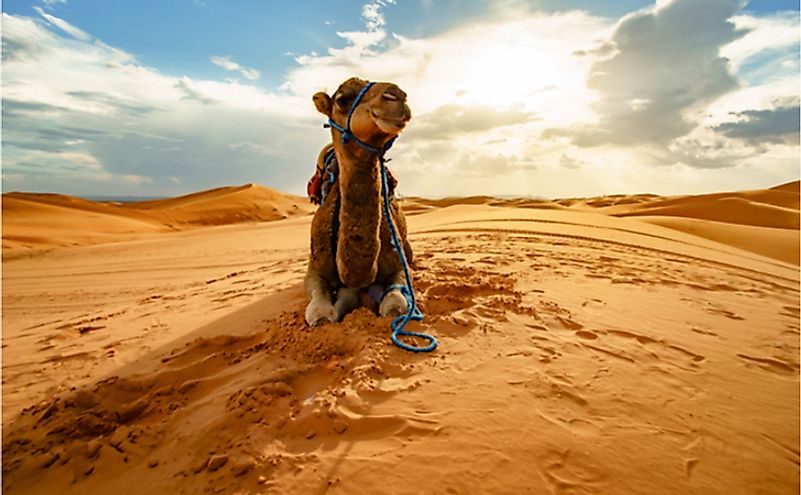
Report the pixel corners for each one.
[313,92,332,117]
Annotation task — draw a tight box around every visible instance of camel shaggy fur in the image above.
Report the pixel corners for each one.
[304,77,414,326]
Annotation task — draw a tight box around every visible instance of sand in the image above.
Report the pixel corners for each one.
[2,181,799,494]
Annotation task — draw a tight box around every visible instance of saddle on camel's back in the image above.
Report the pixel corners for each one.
[307,143,398,206]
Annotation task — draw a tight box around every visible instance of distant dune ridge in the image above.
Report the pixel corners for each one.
[1,180,799,494]
[5,181,796,263]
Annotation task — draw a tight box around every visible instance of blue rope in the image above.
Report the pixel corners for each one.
[380,162,437,353]
[323,80,437,353]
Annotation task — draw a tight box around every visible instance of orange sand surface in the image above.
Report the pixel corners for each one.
[2,182,799,494]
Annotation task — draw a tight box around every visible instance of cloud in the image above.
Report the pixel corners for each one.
[33,6,91,41]
[713,103,800,145]
[1,11,319,197]
[549,0,746,147]
[722,12,800,77]
[404,104,536,140]
[210,55,260,81]
[176,79,214,104]
[559,154,583,169]
[227,142,281,155]
[119,174,153,185]
[333,0,396,55]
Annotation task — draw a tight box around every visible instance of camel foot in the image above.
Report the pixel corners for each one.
[305,300,336,326]
[379,289,408,318]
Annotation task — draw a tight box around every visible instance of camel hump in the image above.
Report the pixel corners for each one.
[315,143,335,172]
[308,144,337,205]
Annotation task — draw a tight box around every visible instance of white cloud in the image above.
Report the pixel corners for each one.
[119,174,153,185]
[333,0,397,56]
[227,142,280,155]
[210,55,261,81]
[722,12,800,74]
[33,6,90,41]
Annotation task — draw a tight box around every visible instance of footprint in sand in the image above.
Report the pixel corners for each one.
[736,354,798,375]
[538,448,606,494]
[576,328,706,371]
[538,412,602,437]
[575,330,598,340]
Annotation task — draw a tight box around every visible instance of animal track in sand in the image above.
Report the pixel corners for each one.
[704,306,745,321]
[760,433,801,466]
[580,328,706,371]
[415,226,797,292]
[780,305,800,319]
[538,412,602,437]
[736,354,799,375]
[538,448,607,494]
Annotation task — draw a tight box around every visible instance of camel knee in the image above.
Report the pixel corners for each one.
[380,288,408,317]
[305,299,336,326]
[304,269,336,326]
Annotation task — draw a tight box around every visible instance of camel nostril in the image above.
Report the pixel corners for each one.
[382,91,398,101]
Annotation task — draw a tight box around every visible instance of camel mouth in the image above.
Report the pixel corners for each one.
[371,110,407,134]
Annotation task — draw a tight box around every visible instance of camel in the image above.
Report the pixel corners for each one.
[304,77,414,326]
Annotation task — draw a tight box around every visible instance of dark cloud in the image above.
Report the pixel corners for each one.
[572,42,616,58]
[66,91,160,116]
[2,97,147,154]
[404,104,536,141]
[1,99,75,119]
[713,105,800,145]
[175,80,215,104]
[4,100,99,153]
[559,154,583,169]
[661,143,739,169]
[549,0,746,147]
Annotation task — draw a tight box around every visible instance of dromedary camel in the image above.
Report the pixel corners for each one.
[304,77,414,326]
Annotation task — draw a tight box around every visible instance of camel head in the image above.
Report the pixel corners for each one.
[313,77,411,151]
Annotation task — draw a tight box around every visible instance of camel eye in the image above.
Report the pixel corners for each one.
[334,94,351,109]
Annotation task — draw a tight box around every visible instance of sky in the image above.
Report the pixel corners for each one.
[2,0,799,199]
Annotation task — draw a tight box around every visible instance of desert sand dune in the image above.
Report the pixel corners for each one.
[635,216,799,265]
[2,184,313,251]
[598,182,800,225]
[2,182,798,494]
[771,180,801,193]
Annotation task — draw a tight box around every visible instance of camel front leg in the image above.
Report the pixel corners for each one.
[304,268,336,326]
[379,272,410,318]
[333,287,360,321]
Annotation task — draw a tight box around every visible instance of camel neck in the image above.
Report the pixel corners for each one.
[334,149,383,288]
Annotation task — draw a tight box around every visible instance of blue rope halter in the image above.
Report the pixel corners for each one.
[323,81,437,353]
